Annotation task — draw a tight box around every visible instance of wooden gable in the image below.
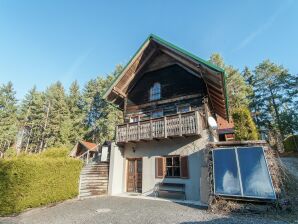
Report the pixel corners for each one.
[103,35,229,119]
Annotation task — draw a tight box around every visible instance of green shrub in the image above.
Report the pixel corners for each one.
[0,156,82,216]
[40,147,71,158]
[232,107,259,141]
[4,147,17,158]
[283,135,298,152]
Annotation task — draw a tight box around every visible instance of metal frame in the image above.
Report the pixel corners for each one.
[212,146,277,200]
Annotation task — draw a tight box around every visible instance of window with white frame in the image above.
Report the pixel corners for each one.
[149,82,161,101]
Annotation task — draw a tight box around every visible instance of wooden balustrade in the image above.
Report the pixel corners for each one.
[116,111,203,143]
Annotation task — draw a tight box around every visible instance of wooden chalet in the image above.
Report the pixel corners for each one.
[104,34,233,204]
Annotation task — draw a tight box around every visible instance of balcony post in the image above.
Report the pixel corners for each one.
[179,113,182,136]
[137,121,140,141]
[164,116,167,138]
[195,110,200,135]
[150,119,153,139]
[126,123,129,142]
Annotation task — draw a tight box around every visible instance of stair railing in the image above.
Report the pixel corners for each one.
[78,150,91,165]
[77,143,101,165]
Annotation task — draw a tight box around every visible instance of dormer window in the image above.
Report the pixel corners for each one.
[149,82,161,101]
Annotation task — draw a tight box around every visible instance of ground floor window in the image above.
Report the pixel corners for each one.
[155,155,189,179]
[166,156,180,177]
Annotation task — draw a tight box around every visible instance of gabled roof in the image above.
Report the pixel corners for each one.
[103,34,229,119]
[79,141,98,151]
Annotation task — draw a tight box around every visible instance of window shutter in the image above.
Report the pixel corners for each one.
[155,157,165,178]
[180,156,189,179]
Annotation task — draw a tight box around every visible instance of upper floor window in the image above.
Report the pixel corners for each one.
[129,116,139,123]
[177,105,190,113]
[151,109,163,119]
[149,82,161,101]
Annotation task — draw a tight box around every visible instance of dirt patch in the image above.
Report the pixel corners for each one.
[281,157,298,180]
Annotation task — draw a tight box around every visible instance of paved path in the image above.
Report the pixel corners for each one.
[281,157,298,180]
[0,196,286,224]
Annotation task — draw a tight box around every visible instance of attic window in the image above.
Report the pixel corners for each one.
[149,82,161,101]
[212,147,276,200]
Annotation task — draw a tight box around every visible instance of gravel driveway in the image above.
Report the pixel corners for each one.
[0,196,287,224]
[281,157,298,179]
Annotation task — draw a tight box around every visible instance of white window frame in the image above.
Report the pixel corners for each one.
[149,82,161,101]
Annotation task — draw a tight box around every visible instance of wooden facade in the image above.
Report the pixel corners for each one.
[103,35,231,144]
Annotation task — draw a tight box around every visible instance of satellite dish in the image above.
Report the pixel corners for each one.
[208,116,218,129]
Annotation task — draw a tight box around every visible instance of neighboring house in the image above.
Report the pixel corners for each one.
[103,34,232,203]
[69,140,99,158]
[216,115,235,141]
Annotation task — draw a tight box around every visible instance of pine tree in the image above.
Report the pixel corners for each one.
[82,65,123,143]
[18,87,45,152]
[43,82,71,148]
[67,81,84,144]
[252,60,296,138]
[0,82,18,151]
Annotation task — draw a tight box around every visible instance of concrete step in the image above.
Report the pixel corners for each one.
[80,177,108,181]
[80,187,107,191]
[80,183,108,187]
[80,174,108,177]
[79,191,107,197]
[78,163,109,199]
[80,181,108,185]
[83,165,109,167]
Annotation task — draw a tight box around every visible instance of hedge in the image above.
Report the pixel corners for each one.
[283,135,298,152]
[0,154,82,216]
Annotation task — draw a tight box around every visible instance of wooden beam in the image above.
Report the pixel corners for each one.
[204,76,222,90]
[208,87,225,100]
[126,93,203,111]
[122,47,157,93]
[112,86,127,98]
[158,43,221,77]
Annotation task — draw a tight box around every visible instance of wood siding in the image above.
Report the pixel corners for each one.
[125,64,207,120]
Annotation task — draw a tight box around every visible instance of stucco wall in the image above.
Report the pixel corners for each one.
[121,130,210,201]
[108,143,125,195]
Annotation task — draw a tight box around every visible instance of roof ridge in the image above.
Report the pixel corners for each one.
[149,34,225,73]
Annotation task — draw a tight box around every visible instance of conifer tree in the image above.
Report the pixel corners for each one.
[67,81,85,144]
[0,82,18,151]
[43,82,71,148]
[18,87,45,152]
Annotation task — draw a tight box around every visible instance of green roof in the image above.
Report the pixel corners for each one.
[103,34,229,119]
[149,34,224,73]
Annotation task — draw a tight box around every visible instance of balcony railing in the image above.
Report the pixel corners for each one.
[116,111,203,143]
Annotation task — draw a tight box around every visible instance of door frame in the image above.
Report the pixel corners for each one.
[126,158,142,193]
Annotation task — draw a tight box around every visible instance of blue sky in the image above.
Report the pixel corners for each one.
[0,0,297,100]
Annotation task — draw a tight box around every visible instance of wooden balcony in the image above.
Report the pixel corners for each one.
[116,111,204,143]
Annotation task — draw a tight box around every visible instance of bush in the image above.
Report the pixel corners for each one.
[3,147,17,158]
[40,147,71,158]
[0,156,82,216]
[232,107,259,141]
[283,135,298,152]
